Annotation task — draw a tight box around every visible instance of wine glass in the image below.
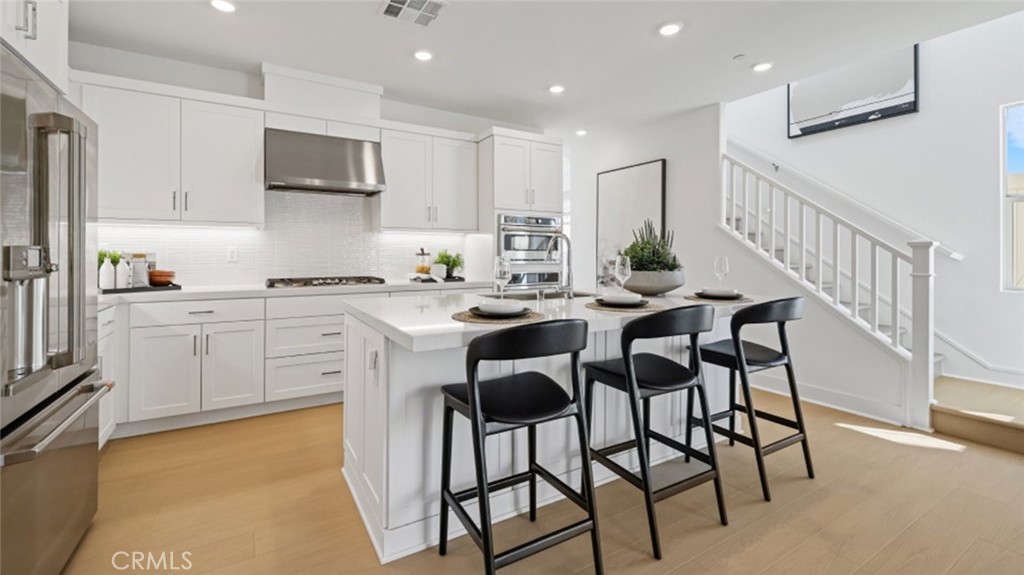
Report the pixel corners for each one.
[494,256,512,300]
[614,255,632,294]
[714,256,730,287]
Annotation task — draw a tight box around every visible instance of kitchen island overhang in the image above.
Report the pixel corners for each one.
[339,292,752,564]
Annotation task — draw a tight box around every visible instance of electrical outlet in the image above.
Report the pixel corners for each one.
[226,246,238,263]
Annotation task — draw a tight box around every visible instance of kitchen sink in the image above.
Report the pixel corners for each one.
[479,290,595,301]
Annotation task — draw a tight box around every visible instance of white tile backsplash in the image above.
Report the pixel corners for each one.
[97,191,472,286]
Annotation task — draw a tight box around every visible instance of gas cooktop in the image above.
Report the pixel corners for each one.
[265,276,387,288]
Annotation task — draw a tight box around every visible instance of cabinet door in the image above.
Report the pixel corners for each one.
[493,137,531,211]
[129,325,201,421]
[97,333,116,449]
[432,137,477,231]
[181,100,264,225]
[12,0,67,92]
[82,85,182,221]
[265,112,326,135]
[380,130,432,230]
[529,142,563,213]
[200,320,265,411]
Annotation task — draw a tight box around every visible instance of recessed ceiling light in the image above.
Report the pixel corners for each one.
[414,50,433,62]
[210,0,236,13]
[549,85,565,94]
[751,61,774,73]
[575,130,587,136]
[659,22,682,36]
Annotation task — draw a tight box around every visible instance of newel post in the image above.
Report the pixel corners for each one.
[908,240,937,430]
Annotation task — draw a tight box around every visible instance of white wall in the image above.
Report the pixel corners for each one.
[725,11,1024,388]
[568,104,915,424]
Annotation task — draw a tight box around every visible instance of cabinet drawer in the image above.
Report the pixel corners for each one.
[265,352,344,402]
[131,299,264,328]
[266,315,345,358]
[98,307,117,340]
[265,293,381,319]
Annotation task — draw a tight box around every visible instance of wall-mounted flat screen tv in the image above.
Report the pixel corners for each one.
[788,45,918,138]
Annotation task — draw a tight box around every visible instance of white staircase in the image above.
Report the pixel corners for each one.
[720,153,939,429]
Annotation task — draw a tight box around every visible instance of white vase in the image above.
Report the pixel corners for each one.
[99,257,115,290]
[115,258,131,289]
[624,270,687,296]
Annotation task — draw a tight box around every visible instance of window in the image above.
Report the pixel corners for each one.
[1006,103,1024,289]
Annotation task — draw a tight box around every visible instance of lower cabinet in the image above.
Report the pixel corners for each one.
[97,326,117,449]
[129,320,264,422]
[266,352,344,401]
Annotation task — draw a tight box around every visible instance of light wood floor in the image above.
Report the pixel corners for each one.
[64,391,1024,575]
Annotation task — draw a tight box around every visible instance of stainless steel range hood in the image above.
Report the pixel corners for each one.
[264,128,386,195]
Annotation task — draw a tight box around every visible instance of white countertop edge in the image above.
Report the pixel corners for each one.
[97,280,493,305]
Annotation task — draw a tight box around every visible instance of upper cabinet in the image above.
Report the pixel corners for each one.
[379,129,477,231]
[181,101,264,225]
[484,135,563,214]
[2,0,68,92]
[82,85,265,226]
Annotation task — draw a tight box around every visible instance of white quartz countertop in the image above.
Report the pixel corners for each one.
[97,279,492,305]
[341,291,762,353]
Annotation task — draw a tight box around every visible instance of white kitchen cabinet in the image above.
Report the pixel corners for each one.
[181,100,264,225]
[129,325,202,422]
[2,0,67,92]
[432,137,478,231]
[200,320,265,411]
[380,130,477,231]
[487,136,563,213]
[344,317,388,527]
[265,315,345,358]
[97,309,117,449]
[265,112,327,135]
[82,85,182,221]
[266,351,344,402]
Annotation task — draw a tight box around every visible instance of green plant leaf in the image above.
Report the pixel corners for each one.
[620,219,682,272]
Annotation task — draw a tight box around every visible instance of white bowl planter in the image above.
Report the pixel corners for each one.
[624,270,687,296]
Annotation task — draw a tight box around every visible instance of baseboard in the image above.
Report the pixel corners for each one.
[750,373,905,428]
[110,392,344,439]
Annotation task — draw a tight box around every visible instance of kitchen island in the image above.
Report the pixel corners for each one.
[339,292,755,563]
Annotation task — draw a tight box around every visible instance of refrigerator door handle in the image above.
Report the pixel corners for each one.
[31,113,88,369]
[0,381,112,467]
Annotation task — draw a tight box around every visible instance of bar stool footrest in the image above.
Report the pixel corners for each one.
[494,518,595,569]
[762,432,806,455]
[452,470,533,503]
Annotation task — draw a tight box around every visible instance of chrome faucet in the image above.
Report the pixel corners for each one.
[544,232,574,299]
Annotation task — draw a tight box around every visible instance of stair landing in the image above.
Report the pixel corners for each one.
[932,376,1024,455]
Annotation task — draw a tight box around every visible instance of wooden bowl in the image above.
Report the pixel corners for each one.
[148,270,176,287]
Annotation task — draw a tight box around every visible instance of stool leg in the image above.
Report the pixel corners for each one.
[696,383,728,526]
[784,360,815,479]
[628,392,662,559]
[684,387,694,463]
[582,376,596,494]
[438,404,454,556]
[528,424,538,521]
[471,422,497,575]
[728,369,737,447]
[574,411,604,575]
[738,366,772,502]
[643,397,653,457]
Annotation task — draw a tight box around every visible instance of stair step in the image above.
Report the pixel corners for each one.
[931,376,1024,455]
[839,300,872,312]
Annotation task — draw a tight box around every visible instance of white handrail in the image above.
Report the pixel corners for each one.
[728,138,964,261]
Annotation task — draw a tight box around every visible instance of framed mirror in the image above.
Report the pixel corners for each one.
[596,159,666,286]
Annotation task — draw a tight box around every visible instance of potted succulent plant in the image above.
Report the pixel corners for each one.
[620,219,686,296]
[433,250,465,280]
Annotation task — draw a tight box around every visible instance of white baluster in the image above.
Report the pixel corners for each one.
[769,185,777,262]
[756,177,764,251]
[869,243,879,332]
[816,211,824,293]
[799,202,807,284]
[891,256,901,349]
[783,191,791,273]
[850,232,860,319]
[832,221,842,304]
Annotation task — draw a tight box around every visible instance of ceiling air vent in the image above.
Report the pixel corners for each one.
[380,0,446,27]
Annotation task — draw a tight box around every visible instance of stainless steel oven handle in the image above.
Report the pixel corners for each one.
[499,226,563,235]
[0,381,113,467]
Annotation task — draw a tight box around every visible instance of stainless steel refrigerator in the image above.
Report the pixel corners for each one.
[0,39,111,575]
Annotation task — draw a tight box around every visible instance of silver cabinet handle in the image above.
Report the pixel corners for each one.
[188,310,215,315]
[321,332,342,337]
[24,0,36,40]
[193,335,197,356]
[525,188,530,203]
[101,319,115,327]
[184,191,189,211]
[15,0,29,31]
[425,206,430,222]
[172,191,177,211]
[320,370,342,376]
[432,206,438,222]
[205,334,210,355]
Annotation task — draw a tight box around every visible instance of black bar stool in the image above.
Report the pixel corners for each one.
[582,305,728,560]
[697,296,814,502]
[438,319,603,575]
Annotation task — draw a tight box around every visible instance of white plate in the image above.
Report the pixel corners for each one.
[478,299,526,315]
[601,292,642,305]
[701,287,738,298]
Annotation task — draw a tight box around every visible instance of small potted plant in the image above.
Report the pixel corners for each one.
[433,250,465,280]
[619,219,686,296]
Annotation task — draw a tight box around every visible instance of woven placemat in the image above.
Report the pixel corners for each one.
[452,310,546,325]
[684,294,754,304]
[585,301,665,313]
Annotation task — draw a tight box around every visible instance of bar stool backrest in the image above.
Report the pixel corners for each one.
[730,297,805,358]
[621,304,715,376]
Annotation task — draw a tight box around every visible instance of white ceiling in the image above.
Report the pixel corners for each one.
[69,1,1024,135]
